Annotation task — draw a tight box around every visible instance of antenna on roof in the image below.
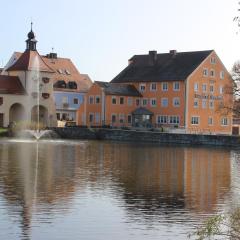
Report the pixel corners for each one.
[52,47,54,53]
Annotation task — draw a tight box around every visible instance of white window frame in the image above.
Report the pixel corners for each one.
[150,83,157,91]
[210,57,216,64]
[220,71,224,79]
[194,98,199,108]
[219,86,223,94]
[95,95,100,104]
[221,117,228,126]
[202,84,207,92]
[210,84,214,93]
[208,117,213,125]
[173,97,180,107]
[119,96,124,105]
[162,82,168,91]
[173,82,180,91]
[142,98,148,106]
[161,98,168,107]
[127,97,133,106]
[191,116,199,125]
[203,68,208,77]
[119,113,125,123]
[210,69,215,77]
[169,116,180,125]
[209,100,214,109]
[139,83,146,92]
[150,98,157,107]
[111,114,117,123]
[112,96,117,105]
[88,96,94,104]
[157,115,168,124]
[202,99,207,109]
[194,83,198,92]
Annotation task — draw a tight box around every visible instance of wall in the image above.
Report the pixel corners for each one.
[52,127,240,147]
[187,51,232,134]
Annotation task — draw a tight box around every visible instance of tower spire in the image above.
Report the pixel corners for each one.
[26,22,37,51]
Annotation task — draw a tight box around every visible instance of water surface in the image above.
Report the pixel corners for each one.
[0,139,239,240]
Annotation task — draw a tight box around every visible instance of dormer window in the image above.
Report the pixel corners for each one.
[65,69,71,75]
[54,80,66,88]
[67,81,77,89]
[210,57,216,64]
[57,69,63,74]
[42,77,50,83]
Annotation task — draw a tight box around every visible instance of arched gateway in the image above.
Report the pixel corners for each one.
[9,103,26,123]
[31,105,48,126]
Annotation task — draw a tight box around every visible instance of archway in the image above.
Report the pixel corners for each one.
[9,103,26,123]
[31,105,48,126]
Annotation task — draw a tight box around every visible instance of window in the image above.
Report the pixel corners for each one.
[89,96,94,104]
[56,113,60,120]
[203,68,208,77]
[150,83,157,91]
[112,96,117,104]
[73,98,79,104]
[65,69,71,75]
[210,69,215,77]
[119,114,125,123]
[157,115,168,124]
[219,86,223,94]
[161,98,168,107]
[120,97,124,104]
[209,100,214,109]
[169,116,180,124]
[173,82,180,91]
[127,115,132,124]
[194,98,198,108]
[210,57,216,64]
[162,82,168,91]
[139,83,146,92]
[221,118,228,126]
[208,117,213,125]
[142,98,148,106]
[111,114,117,123]
[202,99,207,109]
[95,96,100,104]
[173,97,180,107]
[62,96,68,104]
[89,113,94,123]
[136,99,140,106]
[220,71,224,79]
[194,83,198,92]
[0,97,3,105]
[150,98,157,107]
[191,116,199,125]
[202,84,207,92]
[128,97,133,106]
[210,85,214,93]
[95,113,100,124]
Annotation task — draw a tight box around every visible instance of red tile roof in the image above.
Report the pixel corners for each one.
[0,75,26,95]
[6,50,54,73]
[9,52,92,92]
[43,56,92,92]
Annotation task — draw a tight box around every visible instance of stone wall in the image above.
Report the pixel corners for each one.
[51,127,240,147]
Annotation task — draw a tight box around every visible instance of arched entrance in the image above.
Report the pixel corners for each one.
[9,103,26,123]
[31,105,48,126]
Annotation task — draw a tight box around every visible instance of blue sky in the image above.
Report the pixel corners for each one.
[0,0,239,82]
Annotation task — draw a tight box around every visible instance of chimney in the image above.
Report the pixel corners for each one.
[46,52,58,59]
[169,49,177,56]
[148,50,157,66]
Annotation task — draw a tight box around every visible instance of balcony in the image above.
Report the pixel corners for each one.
[62,103,69,108]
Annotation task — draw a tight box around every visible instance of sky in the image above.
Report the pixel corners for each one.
[0,0,239,82]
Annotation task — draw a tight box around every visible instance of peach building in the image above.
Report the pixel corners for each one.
[78,50,233,134]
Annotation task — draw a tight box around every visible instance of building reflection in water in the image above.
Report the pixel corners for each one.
[0,140,232,239]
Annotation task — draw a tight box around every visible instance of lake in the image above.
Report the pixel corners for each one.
[0,139,239,240]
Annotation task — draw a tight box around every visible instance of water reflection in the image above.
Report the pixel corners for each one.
[0,140,235,239]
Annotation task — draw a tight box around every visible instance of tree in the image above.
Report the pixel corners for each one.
[190,208,240,240]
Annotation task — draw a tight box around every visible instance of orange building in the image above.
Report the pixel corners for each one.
[78,50,233,134]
